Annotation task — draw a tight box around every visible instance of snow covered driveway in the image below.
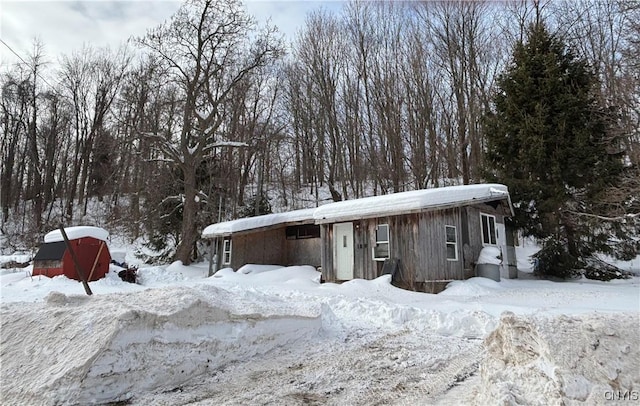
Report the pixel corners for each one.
[1,263,638,405]
[131,326,482,406]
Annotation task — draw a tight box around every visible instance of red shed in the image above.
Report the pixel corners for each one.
[32,226,111,282]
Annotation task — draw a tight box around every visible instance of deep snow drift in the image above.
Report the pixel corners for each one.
[1,254,639,405]
[1,285,321,405]
[471,312,639,405]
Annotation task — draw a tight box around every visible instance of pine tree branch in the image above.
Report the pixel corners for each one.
[566,210,639,222]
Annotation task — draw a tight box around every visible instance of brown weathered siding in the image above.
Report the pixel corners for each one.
[231,228,285,269]
[465,203,510,266]
[395,209,464,282]
[320,225,334,281]
[225,227,321,270]
[355,219,378,279]
[319,197,516,288]
[285,237,321,267]
[322,208,466,284]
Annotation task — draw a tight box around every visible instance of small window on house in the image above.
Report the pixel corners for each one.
[373,224,390,261]
[222,239,232,265]
[286,224,321,240]
[446,225,458,261]
[481,213,497,245]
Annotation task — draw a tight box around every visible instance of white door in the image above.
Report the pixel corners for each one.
[333,222,354,280]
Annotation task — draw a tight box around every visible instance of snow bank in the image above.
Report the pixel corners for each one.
[0,285,322,405]
[441,277,504,297]
[469,312,640,405]
[43,226,109,243]
[213,265,320,285]
[237,264,284,274]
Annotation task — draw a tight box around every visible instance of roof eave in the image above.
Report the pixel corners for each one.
[314,195,513,224]
[202,218,316,238]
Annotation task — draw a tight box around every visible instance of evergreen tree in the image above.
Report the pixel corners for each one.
[484,22,628,279]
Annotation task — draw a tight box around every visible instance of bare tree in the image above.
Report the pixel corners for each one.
[138,0,283,264]
[289,9,347,202]
[1,70,30,225]
[414,1,497,184]
[58,45,130,220]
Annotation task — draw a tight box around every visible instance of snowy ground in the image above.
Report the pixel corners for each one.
[1,245,639,405]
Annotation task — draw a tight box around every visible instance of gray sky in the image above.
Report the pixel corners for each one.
[0,0,343,69]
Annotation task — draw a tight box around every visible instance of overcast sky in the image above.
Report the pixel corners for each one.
[0,0,343,69]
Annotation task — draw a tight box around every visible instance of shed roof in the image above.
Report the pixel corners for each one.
[202,208,317,237]
[202,184,513,237]
[44,226,109,243]
[314,183,512,224]
[33,241,67,261]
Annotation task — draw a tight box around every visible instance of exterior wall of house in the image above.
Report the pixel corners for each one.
[464,203,517,278]
[321,208,465,285]
[321,199,516,289]
[230,228,286,269]
[219,226,322,271]
[285,238,321,268]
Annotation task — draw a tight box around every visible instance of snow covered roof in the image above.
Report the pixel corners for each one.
[314,183,512,224]
[202,208,317,237]
[202,184,512,237]
[44,226,109,243]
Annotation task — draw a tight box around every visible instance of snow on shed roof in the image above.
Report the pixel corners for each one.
[313,183,512,223]
[202,184,512,237]
[44,226,109,243]
[202,208,317,237]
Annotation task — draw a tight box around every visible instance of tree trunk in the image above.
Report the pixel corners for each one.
[175,162,198,265]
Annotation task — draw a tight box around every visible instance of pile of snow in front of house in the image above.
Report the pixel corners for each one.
[469,312,639,405]
[0,284,322,405]
[1,254,638,405]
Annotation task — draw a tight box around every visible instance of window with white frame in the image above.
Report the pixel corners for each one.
[481,213,497,245]
[373,224,390,261]
[222,239,232,265]
[445,225,458,261]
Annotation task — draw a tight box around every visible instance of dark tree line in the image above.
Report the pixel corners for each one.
[1,0,638,266]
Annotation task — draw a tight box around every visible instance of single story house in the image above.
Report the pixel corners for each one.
[202,184,516,292]
[32,226,111,282]
[314,184,516,292]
